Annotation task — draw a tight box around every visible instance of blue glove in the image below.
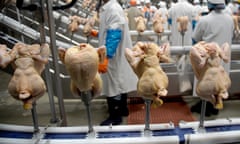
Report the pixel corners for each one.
[167,18,172,25]
[105,29,122,58]
[192,20,197,30]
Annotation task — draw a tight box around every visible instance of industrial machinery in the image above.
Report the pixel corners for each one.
[0,0,240,143]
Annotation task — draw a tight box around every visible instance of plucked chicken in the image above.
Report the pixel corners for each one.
[152,13,165,34]
[0,43,50,110]
[125,42,172,106]
[68,15,87,32]
[58,43,106,98]
[135,16,147,33]
[177,16,189,34]
[83,12,99,36]
[190,41,231,109]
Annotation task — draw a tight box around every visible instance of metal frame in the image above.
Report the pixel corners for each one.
[0,118,240,144]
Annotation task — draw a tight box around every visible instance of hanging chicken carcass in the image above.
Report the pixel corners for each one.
[58,43,106,98]
[0,43,50,110]
[177,16,189,34]
[152,13,165,34]
[135,16,147,33]
[190,41,231,109]
[125,42,172,107]
[83,12,99,37]
[68,15,87,33]
[0,44,12,68]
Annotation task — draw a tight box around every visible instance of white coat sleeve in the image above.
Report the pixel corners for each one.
[192,20,204,42]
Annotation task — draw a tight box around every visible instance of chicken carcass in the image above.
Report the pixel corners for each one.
[232,15,240,38]
[83,14,98,36]
[89,1,97,11]
[82,0,92,9]
[68,15,87,33]
[135,16,147,33]
[125,42,171,106]
[177,16,189,34]
[0,44,12,68]
[58,43,106,98]
[0,43,50,110]
[233,15,239,32]
[190,42,231,109]
[152,13,165,34]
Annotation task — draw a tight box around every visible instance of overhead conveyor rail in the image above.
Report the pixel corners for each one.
[0,12,74,48]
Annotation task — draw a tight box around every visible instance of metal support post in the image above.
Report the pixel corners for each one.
[80,91,95,137]
[198,100,206,133]
[137,33,142,42]
[39,0,59,124]
[46,0,67,126]
[157,34,161,45]
[86,36,90,44]
[144,98,152,137]
[181,32,185,47]
[31,102,39,134]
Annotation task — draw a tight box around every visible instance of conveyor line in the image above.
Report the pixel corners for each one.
[0,118,240,144]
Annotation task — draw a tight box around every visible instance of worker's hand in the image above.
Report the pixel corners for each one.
[98,58,108,73]
[91,29,98,37]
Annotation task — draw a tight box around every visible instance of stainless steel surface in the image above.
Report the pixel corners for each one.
[80,91,94,133]
[198,100,206,132]
[46,0,67,126]
[39,0,59,124]
[0,13,73,48]
[144,99,151,132]
[31,102,39,133]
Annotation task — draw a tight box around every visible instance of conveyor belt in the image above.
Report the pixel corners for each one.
[0,118,240,144]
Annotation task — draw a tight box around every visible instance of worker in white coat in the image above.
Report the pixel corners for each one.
[168,0,196,46]
[96,0,138,126]
[191,0,234,116]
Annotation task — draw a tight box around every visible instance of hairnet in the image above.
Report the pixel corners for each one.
[208,0,225,9]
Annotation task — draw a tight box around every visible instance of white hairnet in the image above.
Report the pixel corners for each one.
[145,0,151,3]
[194,0,200,3]
[158,1,166,7]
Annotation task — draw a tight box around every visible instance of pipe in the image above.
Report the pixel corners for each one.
[198,100,206,133]
[39,0,59,124]
[46,0,67,126]
[0,13,73,48]
[80,91,94,134]
[31,102,39,133]
[144,99,152,137]
[15,7,25,42]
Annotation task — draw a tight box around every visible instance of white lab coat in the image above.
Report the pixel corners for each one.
[168,0,196,46]
[98,0,138,97]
